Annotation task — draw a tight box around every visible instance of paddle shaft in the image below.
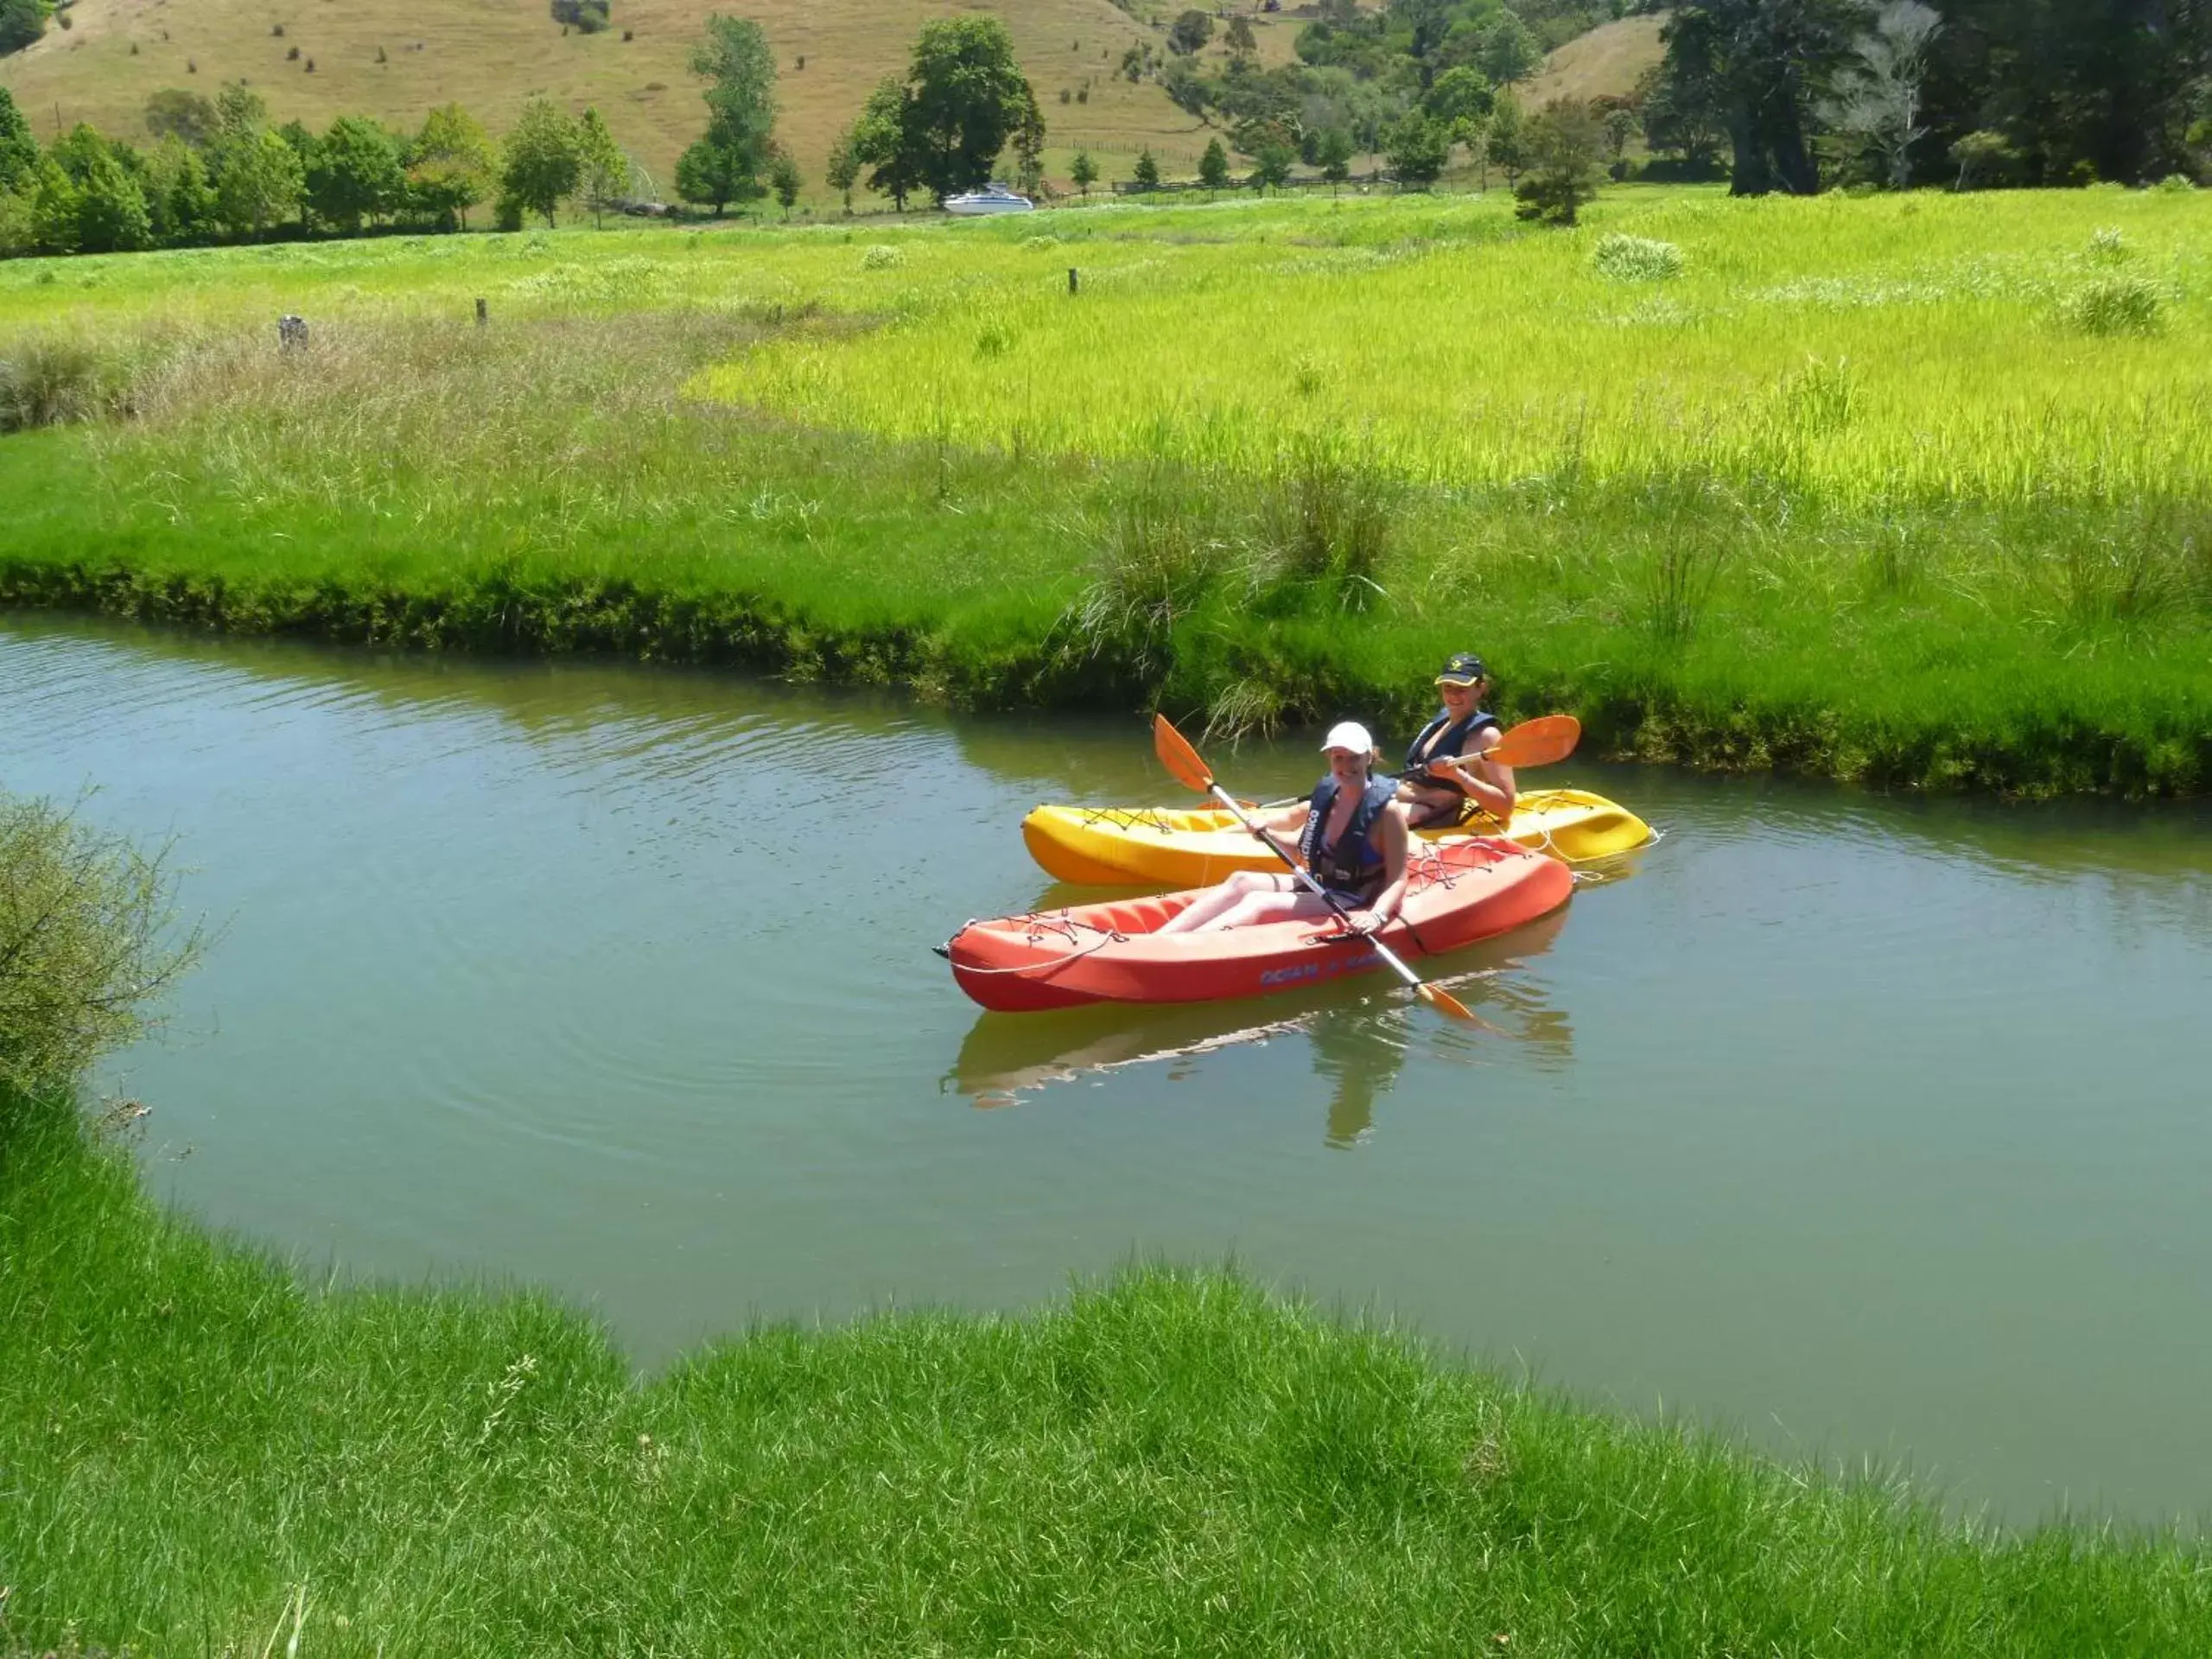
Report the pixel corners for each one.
[1199,781,1437,997]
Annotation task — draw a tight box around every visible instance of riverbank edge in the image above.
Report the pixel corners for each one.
[5,1086,2209,1654]
[5,550,2206,802]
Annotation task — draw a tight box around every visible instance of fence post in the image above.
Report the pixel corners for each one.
[475,297,488,327]
[1068,267,1079,296]
[276,315,308,350]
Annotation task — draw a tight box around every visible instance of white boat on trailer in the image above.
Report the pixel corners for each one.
[944,182,1034,217]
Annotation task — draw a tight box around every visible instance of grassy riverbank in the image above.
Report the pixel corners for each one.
[3,188,2209,794]
[4,1087,2209,1656]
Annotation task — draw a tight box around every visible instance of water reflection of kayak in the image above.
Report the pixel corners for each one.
[946,906,1573,1122]
[944,838,1572,1013]
[1020,788,1651,887]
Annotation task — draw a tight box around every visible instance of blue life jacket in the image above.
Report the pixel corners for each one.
[1402,707,1503,797]
[1299,776,1398,899]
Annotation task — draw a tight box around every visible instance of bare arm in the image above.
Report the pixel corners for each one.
[1435,728,1516,821]
[1357,805,1412,930]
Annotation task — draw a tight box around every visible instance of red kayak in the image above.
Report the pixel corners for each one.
[946,837,1573,1013]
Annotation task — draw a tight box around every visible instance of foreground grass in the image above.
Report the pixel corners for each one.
[2,189,2209,795]
[4,1090,2209,1656]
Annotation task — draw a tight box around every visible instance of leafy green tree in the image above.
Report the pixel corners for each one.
[214,83,270,140]
[824,126,859,211]
[48,124,113,186]
[575,105,629,226]
[1131,147,1160,190]
[1948,127,2017,189]
[769,146,802,215]
[1198,135,1230,190]
[500,96,581,226]
[1425,64,1495,137]
[1514,96,1605,224]
[904,16,1036,199]
[1071,149,1098,195]
[0,87,35,193]
[690,13,778,194]
[0,0,50,58]
[1253,140,1294,192]
[1318,124,1354,191]
[408,104,495,229]
[73,144,153,251]
[850,76,921,211]
[1386,111,1449,187]
[1484,87,1528,185]
[1657,0,1864,195]
[1480,11,1541,86]
[211,127,305,238]
[0,187,33,259]
[30,159,80,254]
[145,137,217,243]
[307,115,404,233]
[675,137,751,213]
[550,0,610,33]
[1169,10,1214,55]
[1011,84,1047,197]
[144,88,220,149]
[1225,15,1257,57]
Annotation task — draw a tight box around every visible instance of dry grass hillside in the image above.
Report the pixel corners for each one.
[0,0,1246,194]
[1520,11,1664,109]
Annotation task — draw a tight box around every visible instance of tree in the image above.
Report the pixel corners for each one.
[307,115,404,233]
[1198,135,1230,190]
[1484,87,1528,185]
[1385,111,1449,187]
[550,0,611,33]
[214,83,270,141]
[145,137,217,243]
[210,127,304,238]
[144,88,221,150]
[1318,125,1353,192]
[1071,149,1098,195]
[1515,97,1605,225]
[500,96,581,226]
[73,144,153,251]
[575,105,629,226]
[1480,11,1541,86]
[850,76,921,210]
[1225,15,1257,57]
[769,146,802,216]
[1425,65,1496,136]
[824,126,860,211]
[1656,0,1866,196]
[1948,127,2016,190]
[1820,1,1940,188]
[0,87,34,194]
[904,16,1035,200]
[1010,83,1047,197]
[1633,62,1726,175]
[1169,10,1214,55]
[688,12,778,202]
[30,159,79,255]
[0,0,50,58]
[1254,140,1294,192]
[1132,147,1161,190]
[409,104,495,230]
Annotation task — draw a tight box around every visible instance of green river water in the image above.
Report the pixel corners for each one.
[4,615,2209,1526]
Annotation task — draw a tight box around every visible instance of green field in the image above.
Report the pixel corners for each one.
[3,184,2209,794]
[8,1081,2212,1656]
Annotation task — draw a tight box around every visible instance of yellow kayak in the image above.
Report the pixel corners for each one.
[1021,788,1652,887]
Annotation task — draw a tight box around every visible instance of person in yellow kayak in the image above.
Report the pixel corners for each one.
[1397,652,1516,830]
[1156,721,1411,936]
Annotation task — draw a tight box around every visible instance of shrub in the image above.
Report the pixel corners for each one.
[0,332,124,431]
[2056,275,2164,336]
[1,792,203,1099]
[859,243,904,270]
[2086,226,2130,262]
[550,0,611,34]
[2154,173,2196,194]
[1590,232,1684,282]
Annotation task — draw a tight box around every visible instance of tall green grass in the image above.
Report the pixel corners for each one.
[6,1087,2210,1656]
[1,187,2207,794]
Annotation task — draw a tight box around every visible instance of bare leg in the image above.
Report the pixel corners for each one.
[1191,887,1339,933]
[1154,870,1293,935]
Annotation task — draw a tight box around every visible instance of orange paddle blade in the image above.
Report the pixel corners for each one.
[1417,982,1478,1023]
[1152,714,1216,796]
[1488,715,1582,770]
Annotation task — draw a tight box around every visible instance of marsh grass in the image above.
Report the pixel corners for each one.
[7,1088,2212,1656]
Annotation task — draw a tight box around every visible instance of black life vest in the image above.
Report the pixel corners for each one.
[1401,708,1503,797]
[1298,776,1397,899]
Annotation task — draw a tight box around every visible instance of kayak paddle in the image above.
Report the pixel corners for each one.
[1151,714,1478,1025]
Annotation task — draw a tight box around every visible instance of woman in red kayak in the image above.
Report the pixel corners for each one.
[1397,652,1515,830]
[1155,721,1411,936]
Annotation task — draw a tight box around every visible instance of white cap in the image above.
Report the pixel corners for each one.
[1320,721,1375,756]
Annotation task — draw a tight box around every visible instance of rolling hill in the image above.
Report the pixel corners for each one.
[2,3,1662,201]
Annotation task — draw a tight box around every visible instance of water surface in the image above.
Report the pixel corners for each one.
[4,615,2208,1526]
